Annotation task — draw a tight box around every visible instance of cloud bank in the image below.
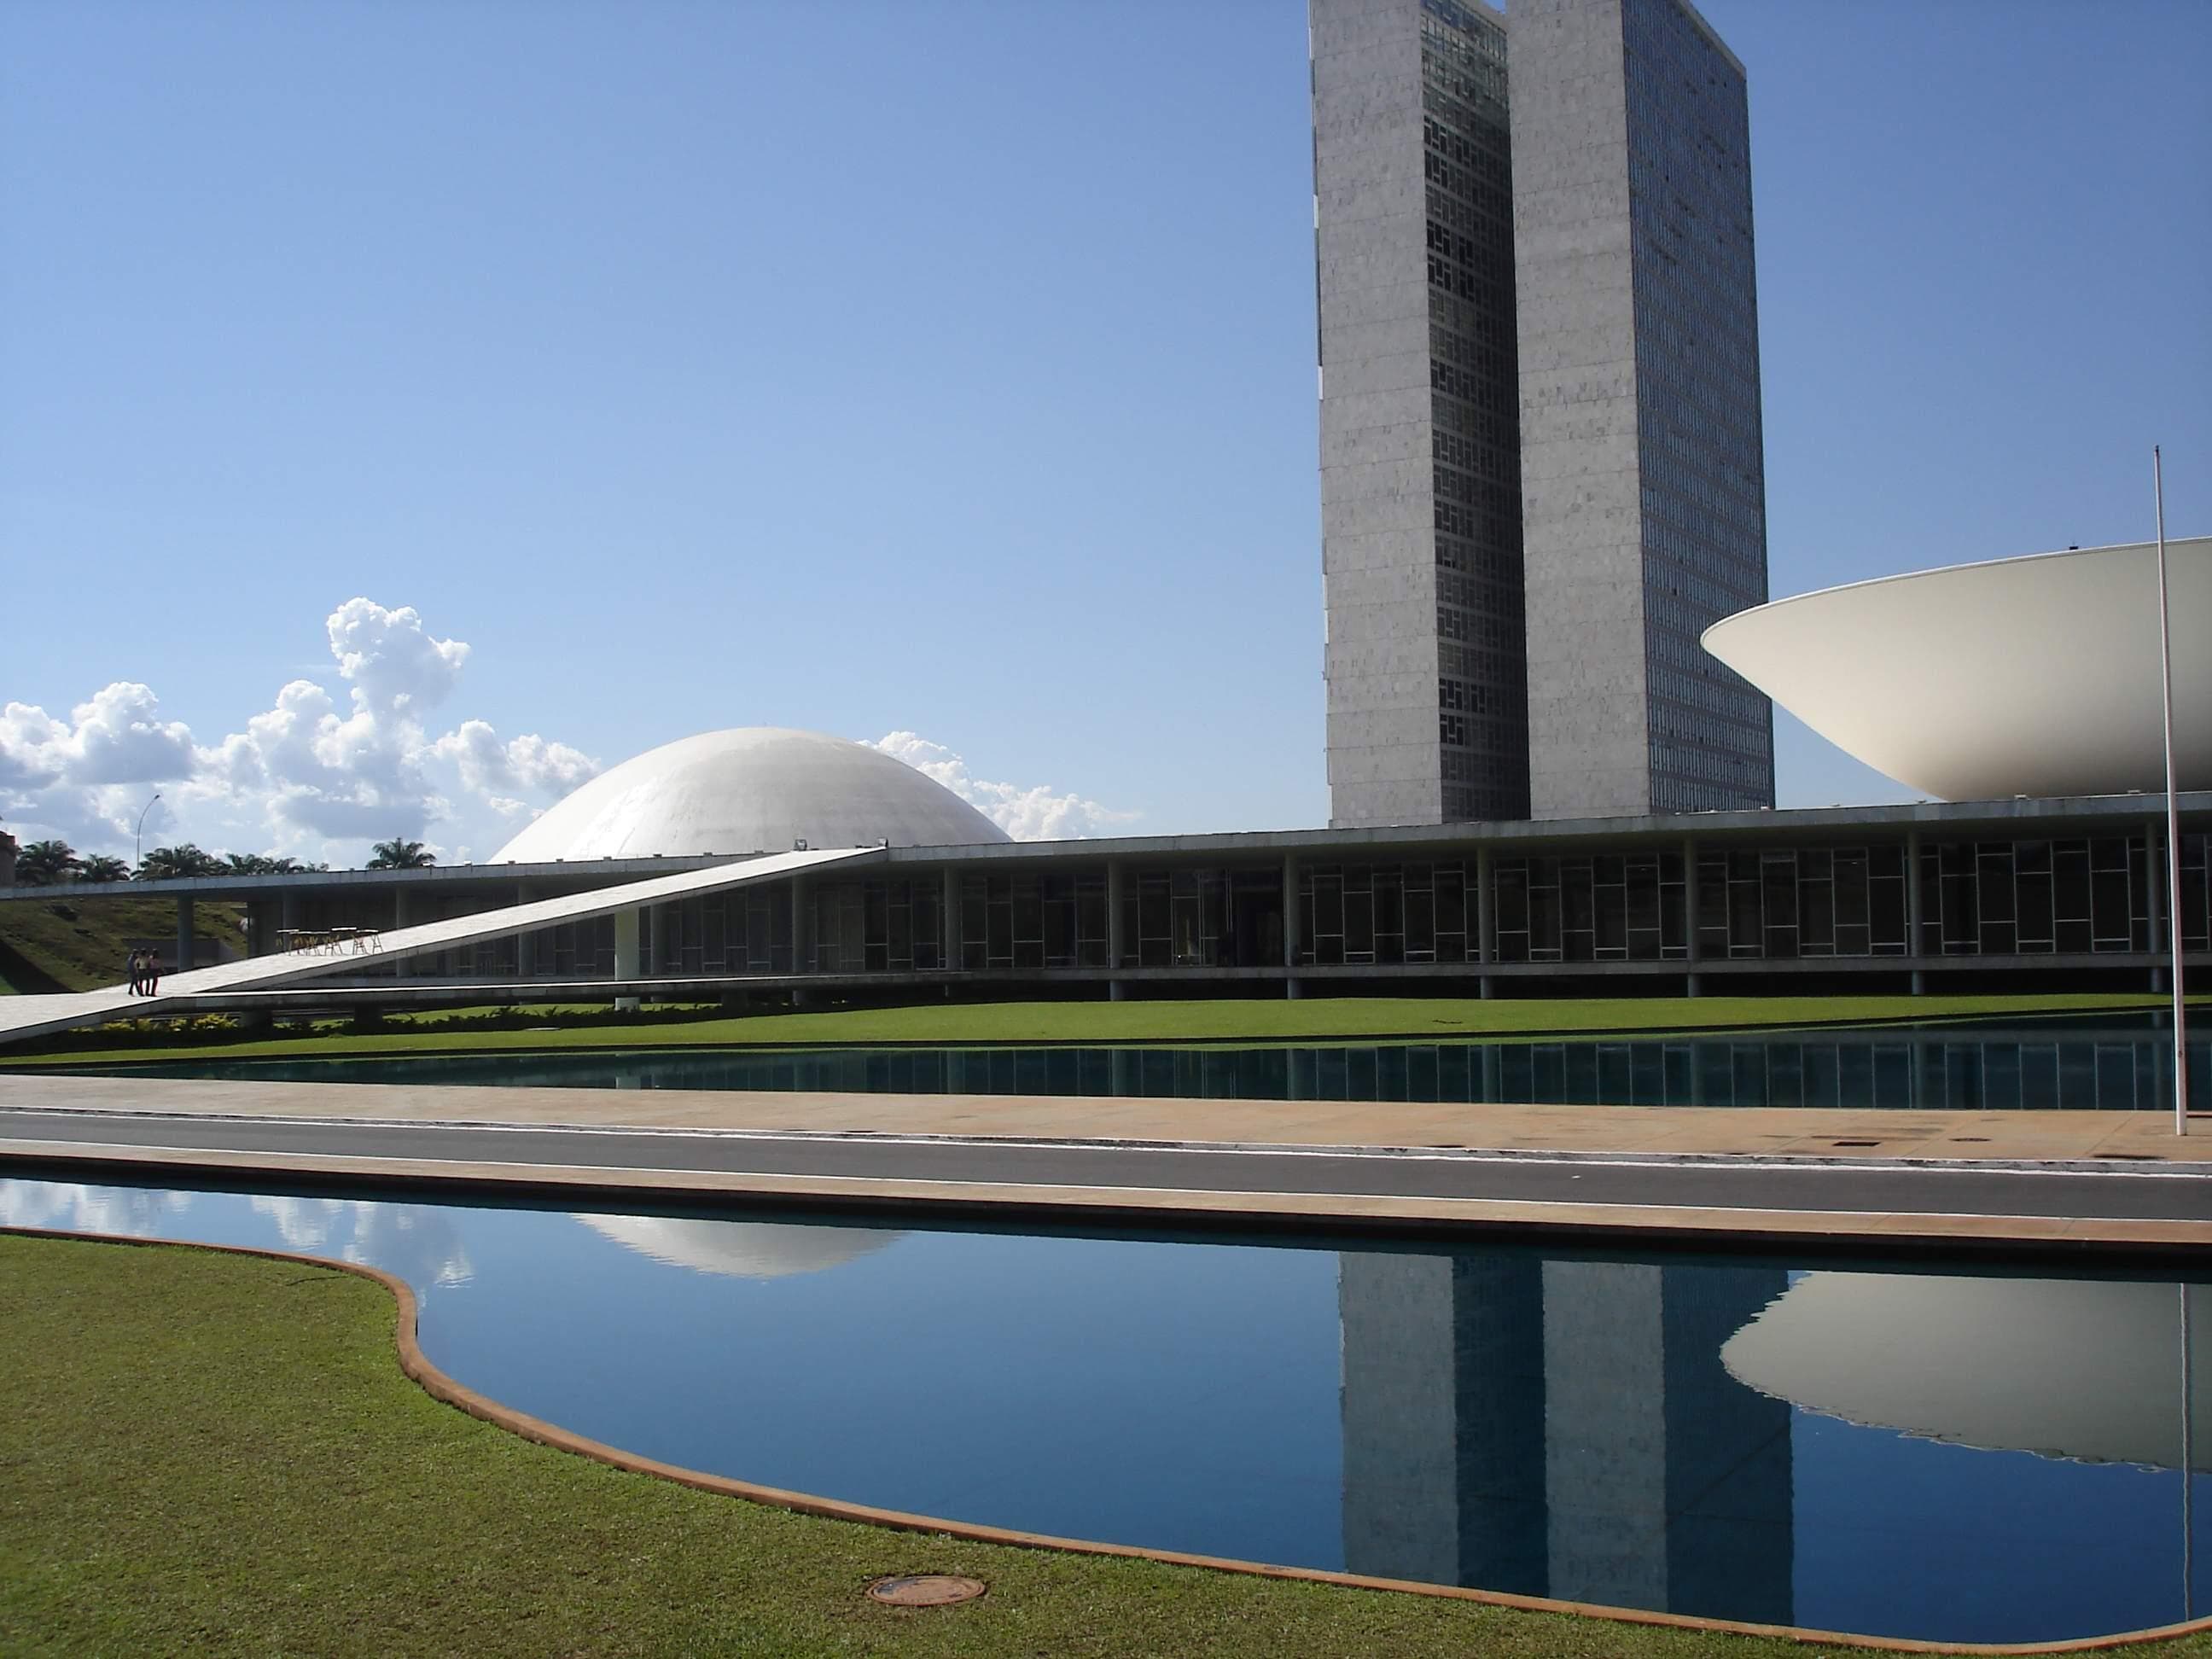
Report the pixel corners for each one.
[1,601,1137,863]
[1,598,597,862]
[866,731,1138,841]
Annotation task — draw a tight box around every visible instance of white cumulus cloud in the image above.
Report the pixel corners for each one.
[866,731,1138,841]
[1,597,598,863]
[431,719,598,801]
[0,682,196,790]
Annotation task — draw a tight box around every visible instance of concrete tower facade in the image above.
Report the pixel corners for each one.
[1314,0,1528,828]
[1312,0,1774,827]
[1512,0,1774,818]
[1338,1250,1794,1621]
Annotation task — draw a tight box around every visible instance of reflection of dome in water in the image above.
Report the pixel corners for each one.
[492,727,1009,861]
[578,1214,902,1279]
[1721,1273,2211,1471]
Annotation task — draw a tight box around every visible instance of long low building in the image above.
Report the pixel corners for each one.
[9,790,2205,1010]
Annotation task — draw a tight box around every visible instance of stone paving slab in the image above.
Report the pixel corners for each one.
[2,1072,2205,1167]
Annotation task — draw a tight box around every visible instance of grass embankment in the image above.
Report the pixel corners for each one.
[0,894,245,993]
[6,991,2194,1071]
[0,1232,2005,1658]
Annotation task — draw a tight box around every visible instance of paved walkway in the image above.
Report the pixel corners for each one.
[2,1071,2203,1162]
[3,1074,2206,1252]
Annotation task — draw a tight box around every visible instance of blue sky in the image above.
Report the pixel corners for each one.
[3,0,2207,861]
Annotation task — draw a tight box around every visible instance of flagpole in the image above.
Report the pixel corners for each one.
[2154,445,2188,1134]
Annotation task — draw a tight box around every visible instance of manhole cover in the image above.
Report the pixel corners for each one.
[867,1575,987,1608]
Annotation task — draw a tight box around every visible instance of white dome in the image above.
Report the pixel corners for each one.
[492,727,1010,860]
[1703,538,2210,800]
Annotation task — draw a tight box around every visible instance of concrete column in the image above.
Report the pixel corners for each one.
[1682,836,1701,998]
[1476,846,1494,1000]
[1106,859,1126,1001]
[790,876,812,975]
[2148,818,2167,992]
[1283,853,1301,1000]
[613,906,642,1011]
[1906,830,1925,995]
[174,894,195,977]
[940,865,962,973]
[1475,846,1493,965]
[515,883,536,979]
[393,886,411,978]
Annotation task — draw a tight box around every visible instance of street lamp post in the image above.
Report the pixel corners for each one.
[135,793,161,870]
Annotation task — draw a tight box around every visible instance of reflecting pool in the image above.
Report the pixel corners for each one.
[4,1173,2207,1643]
[90,1015,2211,1111]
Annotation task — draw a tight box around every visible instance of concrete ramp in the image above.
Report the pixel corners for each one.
[0,845,880,1050]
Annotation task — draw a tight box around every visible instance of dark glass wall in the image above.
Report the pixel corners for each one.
[1422,0,1528,821]
[288,827,2209,981]
[1621,0,1773,812]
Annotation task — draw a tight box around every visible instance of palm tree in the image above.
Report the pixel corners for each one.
[76,854,131,883]
[15,840,79,886]
[136,843,225,881]
[228,852,331,875]
[366,838,435,870]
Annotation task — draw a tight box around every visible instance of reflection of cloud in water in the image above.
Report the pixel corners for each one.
[0,1179,191,1237]
[249,1195,474,1289]
[0,1181,471,1291]
[577,1213,902,1279]
[1722,1272,2212,1471]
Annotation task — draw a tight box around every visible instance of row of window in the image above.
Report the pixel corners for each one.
[272,834,2211,979]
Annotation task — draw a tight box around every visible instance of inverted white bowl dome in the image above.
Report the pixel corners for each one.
[1702,538,2209,800]
[492,727,1010,861]
[577,1214,902,1279]
[1722,1272,2211,1471]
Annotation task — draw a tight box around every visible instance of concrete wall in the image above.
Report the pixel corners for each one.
[1313,0,1443,829]
[1510,0,1652,821]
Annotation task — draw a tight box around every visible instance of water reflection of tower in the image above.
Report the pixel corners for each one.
[1339,1254,1792,1622]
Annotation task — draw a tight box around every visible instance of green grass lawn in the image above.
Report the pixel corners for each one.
[17,1230,2190,1659]
[4,990,2196,1070]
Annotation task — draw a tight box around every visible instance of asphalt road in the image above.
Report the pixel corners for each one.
[3,1107,2209,1224]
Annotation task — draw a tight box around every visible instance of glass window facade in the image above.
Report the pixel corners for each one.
[1421,0,1528,822]
[260,825,2208,981]
[1918,836,2162,957]
[1695,847,1910,960]
[958,873,1109,972]
[811,879,944,975]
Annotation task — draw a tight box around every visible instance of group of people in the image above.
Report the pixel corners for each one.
[125,949,164,996]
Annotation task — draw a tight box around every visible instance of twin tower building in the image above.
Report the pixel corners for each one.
[1315,0,1775,827]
